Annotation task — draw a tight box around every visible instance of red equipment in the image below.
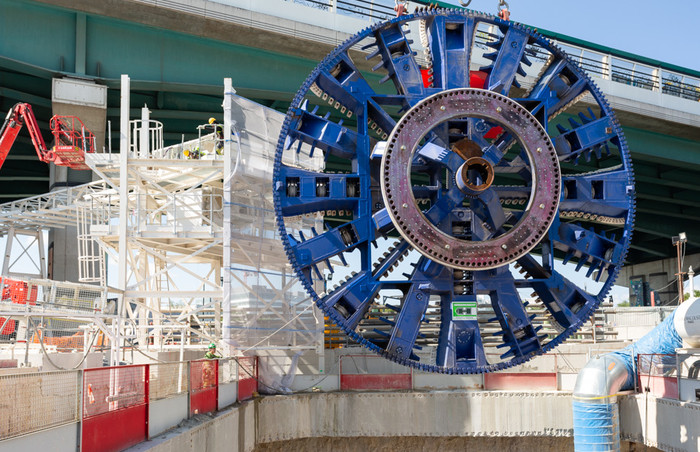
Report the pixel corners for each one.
[0,102,95,171]
[419,69,504,139]
[0,279,38,335]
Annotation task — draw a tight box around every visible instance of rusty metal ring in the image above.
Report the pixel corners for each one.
[381,88,560,270]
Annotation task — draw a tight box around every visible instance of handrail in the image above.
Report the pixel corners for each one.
[285,0,700,101]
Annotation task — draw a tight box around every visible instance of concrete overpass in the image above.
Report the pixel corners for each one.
[0,0,699,302]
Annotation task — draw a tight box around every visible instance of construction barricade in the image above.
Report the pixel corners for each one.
[0,356,258,449]
[0,370,80,440]
[82,365,148,452]
[483,353,558,390]
[637,353,678,399]
[339,354,412,391]
[237,356,258,401]
[148,362,189,437]
[190,359,218,416]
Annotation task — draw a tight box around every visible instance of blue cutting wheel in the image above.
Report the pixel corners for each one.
[273,9,635,373]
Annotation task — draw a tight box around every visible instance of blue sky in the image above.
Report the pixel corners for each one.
[444,0,700,72]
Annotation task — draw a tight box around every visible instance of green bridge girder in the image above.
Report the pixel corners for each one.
[1,0,699,266]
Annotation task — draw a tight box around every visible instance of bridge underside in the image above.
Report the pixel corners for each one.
[1,0,699,267]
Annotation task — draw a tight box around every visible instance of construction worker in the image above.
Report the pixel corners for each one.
[204,342,221,359]
[183,146,200,159]
[209,117,224,155]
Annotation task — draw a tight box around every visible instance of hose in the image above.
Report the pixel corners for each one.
[572,310,683,451]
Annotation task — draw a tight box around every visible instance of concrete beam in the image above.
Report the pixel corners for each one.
[31,0,357,68]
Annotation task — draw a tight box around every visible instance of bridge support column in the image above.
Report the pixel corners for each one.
[49,77,107,282]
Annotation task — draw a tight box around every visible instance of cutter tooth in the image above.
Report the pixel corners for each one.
[365,49,381,60]
[585,260,600,278]
[361,41,376,51]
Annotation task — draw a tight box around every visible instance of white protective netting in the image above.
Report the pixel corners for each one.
[226,94,325,351]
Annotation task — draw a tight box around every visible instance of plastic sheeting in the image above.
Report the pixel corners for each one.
[257,351,303,394]
[609,309,683,391]
[226,93,325,351]
[572,401,620,452]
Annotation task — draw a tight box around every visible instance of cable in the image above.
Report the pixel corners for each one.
[130,341,175,363]
[30,317,99,370]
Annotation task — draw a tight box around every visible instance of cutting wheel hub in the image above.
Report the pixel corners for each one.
[381,88,560,270]
[457,156,494,194]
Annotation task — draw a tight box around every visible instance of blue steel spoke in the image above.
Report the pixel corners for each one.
[553,111,617,163]
[314,52,378,115]
[414,140,463,170]
[425,15,476,89]
[370,22,428,103]
[312,54,398,140]
[424,185,467,226]
[386,256,450,360]
[481,27,530,94]
[471,188,507,235]
[436,292,487,370]
[278,164,361,216]
[321,269,379,329]
[287,107,359,160]
[548,218,626,280]
[560,167,632,219]
[288,216,372,270]
[527,58,589,119]
[474,266,542,359]
[385,282,431,359]
[516,254,593,329]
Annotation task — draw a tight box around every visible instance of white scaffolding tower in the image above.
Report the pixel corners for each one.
[0,76,325,366]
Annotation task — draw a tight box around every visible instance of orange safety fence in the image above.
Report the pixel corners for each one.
[29,329,110,352]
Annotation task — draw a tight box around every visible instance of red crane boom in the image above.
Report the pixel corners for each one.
[0,102,95,170]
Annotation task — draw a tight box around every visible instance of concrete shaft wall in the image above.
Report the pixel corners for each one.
[132,392,694,452]
[136,391,573,452]
[256,392,572,442]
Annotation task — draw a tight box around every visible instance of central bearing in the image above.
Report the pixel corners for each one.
[456,156,495,195]
[380,88,561,270]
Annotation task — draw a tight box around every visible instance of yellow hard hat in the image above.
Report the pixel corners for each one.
[208,117,217,124]
[183,149,190,157]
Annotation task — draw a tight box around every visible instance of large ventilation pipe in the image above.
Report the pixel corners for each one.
[572,300,692,451]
